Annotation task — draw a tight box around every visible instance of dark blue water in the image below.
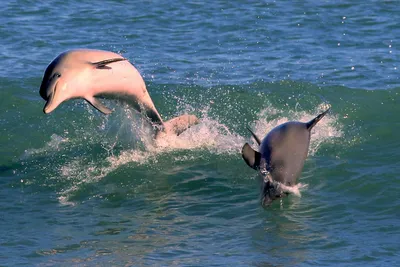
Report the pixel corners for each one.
[1,1,399,266]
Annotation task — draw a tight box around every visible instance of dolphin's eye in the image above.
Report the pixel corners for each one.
[50,73,61,81]
[45,72,61,89]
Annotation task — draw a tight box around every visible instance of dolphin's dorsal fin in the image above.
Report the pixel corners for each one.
[241,143,261,170]
[246,126,261,145]
[91,58,127,69]
[85,96,112,114]
[306,107,330,130]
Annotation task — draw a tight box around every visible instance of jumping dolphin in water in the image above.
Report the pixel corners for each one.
[241,108,330,206]
[39,49,198,137]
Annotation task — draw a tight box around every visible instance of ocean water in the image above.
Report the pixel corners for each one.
[1,0,400,266]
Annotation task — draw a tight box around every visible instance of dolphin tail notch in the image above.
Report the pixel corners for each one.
[91,58,127,69]
[241,143,261,170]
[160,114,199,136]
[306,107,330,130]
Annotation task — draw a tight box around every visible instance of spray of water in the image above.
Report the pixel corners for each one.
[23,100,342,205]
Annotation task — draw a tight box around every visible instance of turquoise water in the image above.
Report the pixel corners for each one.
[1,1,400,266]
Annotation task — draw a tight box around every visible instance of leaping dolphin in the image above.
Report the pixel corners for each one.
[39,49,198,137]
[242,108,330,206]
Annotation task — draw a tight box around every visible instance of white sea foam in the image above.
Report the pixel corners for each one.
[152,117,245,154]
[56,110,247,205]
[26,102,341,205]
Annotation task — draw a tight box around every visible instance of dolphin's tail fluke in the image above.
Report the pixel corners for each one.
[306,107,330,130]
[156,114,199,138]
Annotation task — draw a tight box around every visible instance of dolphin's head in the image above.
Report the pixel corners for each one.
[39,53,71,114]
[39,50,128,114]
[260,179,287,206]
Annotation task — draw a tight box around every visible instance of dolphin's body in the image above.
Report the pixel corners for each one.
[39,49,198,137]
[242,108,330,206]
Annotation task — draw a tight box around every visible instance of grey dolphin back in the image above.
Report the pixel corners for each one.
[306,108,330,130]
[241,107,331,206]
[241,143,261,170]
[242,107,330,171]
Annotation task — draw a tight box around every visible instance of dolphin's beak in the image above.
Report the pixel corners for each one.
[43,91,55,113]
[40,73,62,114]
[43,80,60,114]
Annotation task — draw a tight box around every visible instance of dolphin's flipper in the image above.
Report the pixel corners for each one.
[86,96,112,115]
[306,108,330,130]
[161,114,199,136]
[241,143,261,170]
[91,58,127,69]
[246,126,261,145]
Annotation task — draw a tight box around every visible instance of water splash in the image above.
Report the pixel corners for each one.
[22,100,342,205]
[54,107,247,204]
[152,117,245,154]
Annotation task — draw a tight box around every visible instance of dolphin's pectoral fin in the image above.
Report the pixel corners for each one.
[91,58,127,69]
[246,126,261,145]
[85,97,112,115]
[241,143,261,170]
